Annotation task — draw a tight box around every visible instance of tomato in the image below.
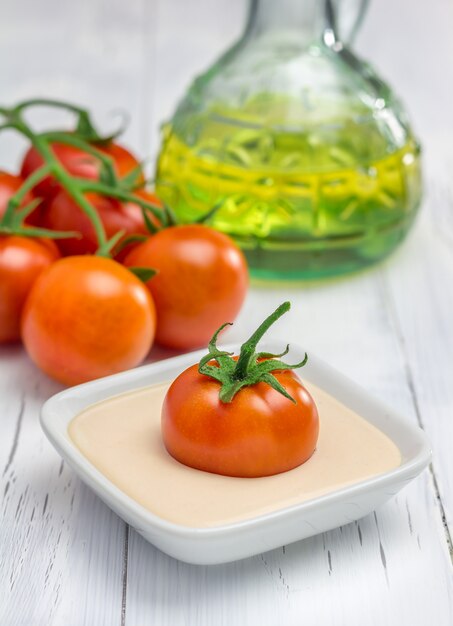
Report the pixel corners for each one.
[102,142,143,180]
[21,256,156,385]
[0,172,26,218]
[36,237,60,258]
[43,190,155,256]
[0,171,40,225]
[0,236,60,343]
[21,140,143,201]
[162,365,319,477]
[123,224,248,350]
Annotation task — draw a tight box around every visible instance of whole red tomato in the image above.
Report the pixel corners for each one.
[124,224,248,350]
[43,190,157,256]
[162,365,318,478]
[21,256,156,385]
[21,140,143,200]
[0,236,60,343]
[0,171,40,224]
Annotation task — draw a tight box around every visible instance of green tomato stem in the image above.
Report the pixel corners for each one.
[12,99,105,142]
[0,164,50,226]
[0,224,80,239]
[42,131,118,186]
[6,115,111,252]
[12,98,90,117]
[29,132,110,252]
[198,302,308,404]
[79,180,165,224]
[233,302,291,380]
[0,99,164,254]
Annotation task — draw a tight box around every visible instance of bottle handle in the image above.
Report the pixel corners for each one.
[325,0,370,45]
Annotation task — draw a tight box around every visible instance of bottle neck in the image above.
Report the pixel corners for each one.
[244,0,327,44]
[243,0,369,47]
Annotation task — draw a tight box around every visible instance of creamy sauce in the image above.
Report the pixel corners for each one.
[69,382,401,528]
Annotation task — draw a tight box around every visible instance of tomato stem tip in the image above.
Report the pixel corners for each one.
[198,301,308,403]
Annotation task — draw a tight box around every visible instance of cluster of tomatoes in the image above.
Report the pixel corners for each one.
[0,139,248,386]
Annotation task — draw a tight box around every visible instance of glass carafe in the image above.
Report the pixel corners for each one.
[156,0,422,281]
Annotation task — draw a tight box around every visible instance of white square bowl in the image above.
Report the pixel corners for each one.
[40,343,431,565]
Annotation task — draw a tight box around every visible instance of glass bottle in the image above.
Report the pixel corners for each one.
[156,0,422,281]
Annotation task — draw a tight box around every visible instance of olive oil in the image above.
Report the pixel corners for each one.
[156,113,422,280]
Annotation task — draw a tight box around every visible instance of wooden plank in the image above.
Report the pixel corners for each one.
[359,0,453,538]
[0,348,125,625]
[383,175,453,541]
[124,484,453,626]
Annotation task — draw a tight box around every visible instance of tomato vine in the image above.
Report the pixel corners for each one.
[0,99,167,255]
[198,301,308,403]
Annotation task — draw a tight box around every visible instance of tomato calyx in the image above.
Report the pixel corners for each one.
[198,301,308,403]
[128,266,157,283]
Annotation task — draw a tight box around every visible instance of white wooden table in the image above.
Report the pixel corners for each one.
[1,0,453,624]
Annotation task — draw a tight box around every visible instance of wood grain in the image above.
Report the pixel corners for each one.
[0,348,126,625]
[0,0,452,624]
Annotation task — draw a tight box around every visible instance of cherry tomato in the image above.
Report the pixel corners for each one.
[21,256,156,385]
[124,224,248,349]
[0,236,60,343]
[43,190,154,256]
[21,140,143,201]
[0,171,40,225]
[102,142,143,180]
[162,365,319,477]
[0,172,25,218]
[111,190,163,262]
[36,237,60,258]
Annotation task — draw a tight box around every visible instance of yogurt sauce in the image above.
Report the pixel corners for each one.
[69,381,401,528]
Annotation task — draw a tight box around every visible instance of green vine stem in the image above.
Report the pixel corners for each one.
[0,162,79,240]
[198,301,308,403]
[10,98,113,142]
[42,131,118,187]
[1,164,50,225]
[79,180,167,226]
[0,99,167,255]
[27,128,112,254]
[12,98,93,118]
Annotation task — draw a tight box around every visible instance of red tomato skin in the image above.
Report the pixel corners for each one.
[36,238,60,258]
[113,190,163,262]
[20,141,143,201]
[100,143,143,181]
[44,190,149,256]
[162,365,319,478]
[21,256,156,386]
[0,172,24,218]
[0,171,40,225]
[124,224,249,350]
[0,236,60,343]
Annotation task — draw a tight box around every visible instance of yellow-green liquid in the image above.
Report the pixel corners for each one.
[156,114,422,280]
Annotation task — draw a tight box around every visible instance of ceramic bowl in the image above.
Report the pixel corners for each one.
[40,343,431,565]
